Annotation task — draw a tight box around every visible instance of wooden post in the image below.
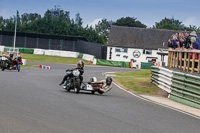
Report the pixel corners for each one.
[187,52,191,72]
[191,52,195,73]
[176,52,179,68]
[173,52,176,68]
[183,52,187,71]
[170,51,173,68]
[180,52,182,68]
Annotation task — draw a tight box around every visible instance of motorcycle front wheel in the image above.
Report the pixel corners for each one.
[74,78,80,94]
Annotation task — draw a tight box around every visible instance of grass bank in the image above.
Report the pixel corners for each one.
[22,53,92,65]
[109,69,159,94]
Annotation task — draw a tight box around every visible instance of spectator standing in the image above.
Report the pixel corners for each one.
[190,37,198,68]
[179,32,186,49]
[190,31,200,50]
[184,32,191,49]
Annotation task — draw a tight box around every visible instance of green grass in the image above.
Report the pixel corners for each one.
[22,53,92,65]
[21,65,39,68]
[110,69,159,94]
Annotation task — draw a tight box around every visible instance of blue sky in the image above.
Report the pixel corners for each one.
[0,0,200,27]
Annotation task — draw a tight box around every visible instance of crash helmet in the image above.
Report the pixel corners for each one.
[10,52,14,58]
[106,77,112,85]
[17,55,22,59]
[77,60,84,69]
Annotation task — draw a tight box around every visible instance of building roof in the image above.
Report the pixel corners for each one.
[108,25,200,50]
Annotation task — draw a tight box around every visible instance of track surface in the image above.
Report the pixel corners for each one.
[0,64,199,133]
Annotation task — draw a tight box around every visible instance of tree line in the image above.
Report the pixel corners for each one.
[0,7,199,45]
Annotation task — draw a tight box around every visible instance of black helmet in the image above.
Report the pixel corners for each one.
[10,52,14,57]
[17,55,22,59]
[106,77,112,85]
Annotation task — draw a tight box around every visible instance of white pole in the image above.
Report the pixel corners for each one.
[13,15,17,52]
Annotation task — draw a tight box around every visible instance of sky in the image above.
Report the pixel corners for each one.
[0,0,200,28]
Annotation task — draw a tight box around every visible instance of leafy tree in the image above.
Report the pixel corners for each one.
[75,13,83,27]
[113,17,147,28]
[153,17,185,30]
[95,19,112,45]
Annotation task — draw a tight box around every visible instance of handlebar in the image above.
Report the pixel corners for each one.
[66,68,81,72]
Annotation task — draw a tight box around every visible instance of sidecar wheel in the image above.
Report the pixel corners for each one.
[91,90,95,94]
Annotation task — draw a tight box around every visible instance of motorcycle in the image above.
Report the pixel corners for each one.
[0,56,22,72]
[0,56,9,71]
[11,59,21,72]
[63,68,82,93]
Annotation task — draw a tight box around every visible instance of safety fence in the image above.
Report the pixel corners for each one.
[96,59,130,68]
[0,30,107,59]
[151,66,200,109]
[168,49,200,73]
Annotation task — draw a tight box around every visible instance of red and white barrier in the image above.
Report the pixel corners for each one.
[39,64,51,69]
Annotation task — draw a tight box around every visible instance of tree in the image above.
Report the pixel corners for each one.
[95,19,112,45]
[153,17,185,30]
[75,13,83,27]
[113,17,147,28]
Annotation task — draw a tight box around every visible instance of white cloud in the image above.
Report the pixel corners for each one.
[84,18,103,28]
[183,17,200,27]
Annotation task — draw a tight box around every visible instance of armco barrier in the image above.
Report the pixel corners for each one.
[82,54,94,62]
[151,66,172,93]
[97,59,130,68]
[34,48,45,55]
[151,66,200,109]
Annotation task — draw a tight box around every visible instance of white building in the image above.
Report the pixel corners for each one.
[107,26,174,68]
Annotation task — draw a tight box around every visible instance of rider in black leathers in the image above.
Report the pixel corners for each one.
[59,60,84,86]
[7,52,14,69]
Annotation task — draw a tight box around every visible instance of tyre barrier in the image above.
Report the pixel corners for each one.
[151,66,200,109]
[39,64,51,70]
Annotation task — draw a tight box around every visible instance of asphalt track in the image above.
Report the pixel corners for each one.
[0,63,200,133]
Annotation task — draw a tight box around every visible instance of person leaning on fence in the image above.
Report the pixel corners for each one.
[168,34,178,49]
[190,37,199,68]
[190,31,200,50]
[178,32,186,48]
[184,32,191,49]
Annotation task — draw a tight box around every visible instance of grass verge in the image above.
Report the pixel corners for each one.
[21,53,93,68]
[109,69,159,95]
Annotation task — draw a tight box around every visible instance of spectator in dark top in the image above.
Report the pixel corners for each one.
[184,32,191,49]
[178,32,185,48]
[168,34,178,49]
[190,31,200,50]
[190,37,199,50]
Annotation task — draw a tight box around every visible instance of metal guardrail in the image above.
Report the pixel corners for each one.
[168,49,200,73]
[151,66,200,109]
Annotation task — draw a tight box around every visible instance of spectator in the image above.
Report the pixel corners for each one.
[184,32,191,49]
[152,59,159,66]
[190,37,199,50]
[178,32,185,49]
[168,34,178,49]
[190,31,200,50]
[190,37,198,68]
